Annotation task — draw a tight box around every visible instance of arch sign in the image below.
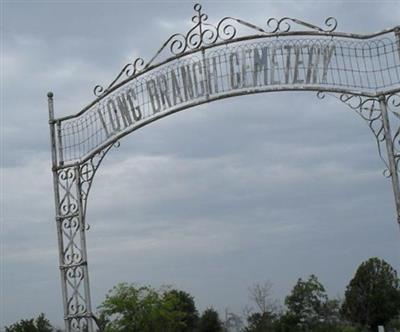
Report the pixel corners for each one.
[47,4,400,331]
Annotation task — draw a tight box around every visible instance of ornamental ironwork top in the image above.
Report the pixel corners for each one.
[91,3,399,101]
[51,3,400,166]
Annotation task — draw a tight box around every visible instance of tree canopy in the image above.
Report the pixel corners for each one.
[5,313,54,332]
[284,274,328,330]
[97,283,198,332]
[5,257,399,332]
[342,257,400,330]
[197,308,223,332]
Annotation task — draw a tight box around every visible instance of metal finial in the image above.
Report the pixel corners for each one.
[194,3,202,12]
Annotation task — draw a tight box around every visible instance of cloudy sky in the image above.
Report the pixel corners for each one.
[2,0,400,329]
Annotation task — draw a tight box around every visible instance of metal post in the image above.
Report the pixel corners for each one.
[48,92,70,332]
[379,95,400,228]
[74,166,94,332]
[48,92,95,332]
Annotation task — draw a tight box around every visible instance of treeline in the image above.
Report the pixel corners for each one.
[5,257,400,332]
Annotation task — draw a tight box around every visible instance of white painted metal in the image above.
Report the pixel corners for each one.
[380,95,400,228]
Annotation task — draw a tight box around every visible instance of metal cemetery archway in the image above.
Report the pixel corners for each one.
[47,4,400,331]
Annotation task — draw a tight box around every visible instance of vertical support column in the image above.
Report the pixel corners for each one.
[74,165,94,332]
[379,95,400,228]
[48,92,70,331]
[48,93,95,332]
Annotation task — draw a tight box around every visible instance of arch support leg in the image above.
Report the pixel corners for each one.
[48,93,95,332]
[53,165,95,332]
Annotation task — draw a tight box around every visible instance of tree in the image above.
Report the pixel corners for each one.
[284,274,328,330]
[223,310,244,332]
[248,281,278,316]
[245,281,279,331]
[98,283,199,332]
[198,308,223,332]
[342,257,400,330]
[245,312,275,332]
[5,313,54,332]
[321,298,342,325]
[98,283,163,332]
[162,289,199,331]
[35,314,53,332]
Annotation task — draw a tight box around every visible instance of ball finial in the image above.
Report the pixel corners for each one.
[47,91,54,98]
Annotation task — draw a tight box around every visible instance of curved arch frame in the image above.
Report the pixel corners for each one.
[47,4,400,332]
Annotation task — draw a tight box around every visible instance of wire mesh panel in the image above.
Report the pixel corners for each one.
[57,35,400,165]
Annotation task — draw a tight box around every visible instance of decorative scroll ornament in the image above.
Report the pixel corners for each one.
[386,93,400,171]
[317,91,389,176]
[79,142,119,216]
[71,318,88,332]
[58,168,78,216]
[94,58,145,97]
[266,17,337,33]
[93,3,338,98]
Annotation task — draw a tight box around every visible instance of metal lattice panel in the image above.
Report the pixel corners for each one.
[57,36,400,164]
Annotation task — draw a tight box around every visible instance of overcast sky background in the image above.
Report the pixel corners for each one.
[1,0,400,329]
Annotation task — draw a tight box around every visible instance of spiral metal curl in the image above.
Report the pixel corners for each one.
[266,16,338,33]
[65,251,83,265]
[316,91,326,100]
[94,57,145,97]
[71,318,88,331]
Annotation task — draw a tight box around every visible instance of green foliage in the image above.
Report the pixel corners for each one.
[34,315,53,332]
[5,313,53,332]
[162,289,199,331]
[98,283,160,332]
[321,299,342,324]
[198,308,223,332]
[284,274,328,330]
[97,283,199,332]
[342,257,400,330]
[8,256,397,332]
[245,312,276,332]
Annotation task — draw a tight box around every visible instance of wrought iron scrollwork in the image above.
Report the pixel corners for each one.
[58,168,78,216]
[79,142,117,215]
[386,93,400,171]
[266,17,337,34]
[93,3,339,98]
[94,58,145,97]
[70,317,89,332]
[317,91,389,175]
